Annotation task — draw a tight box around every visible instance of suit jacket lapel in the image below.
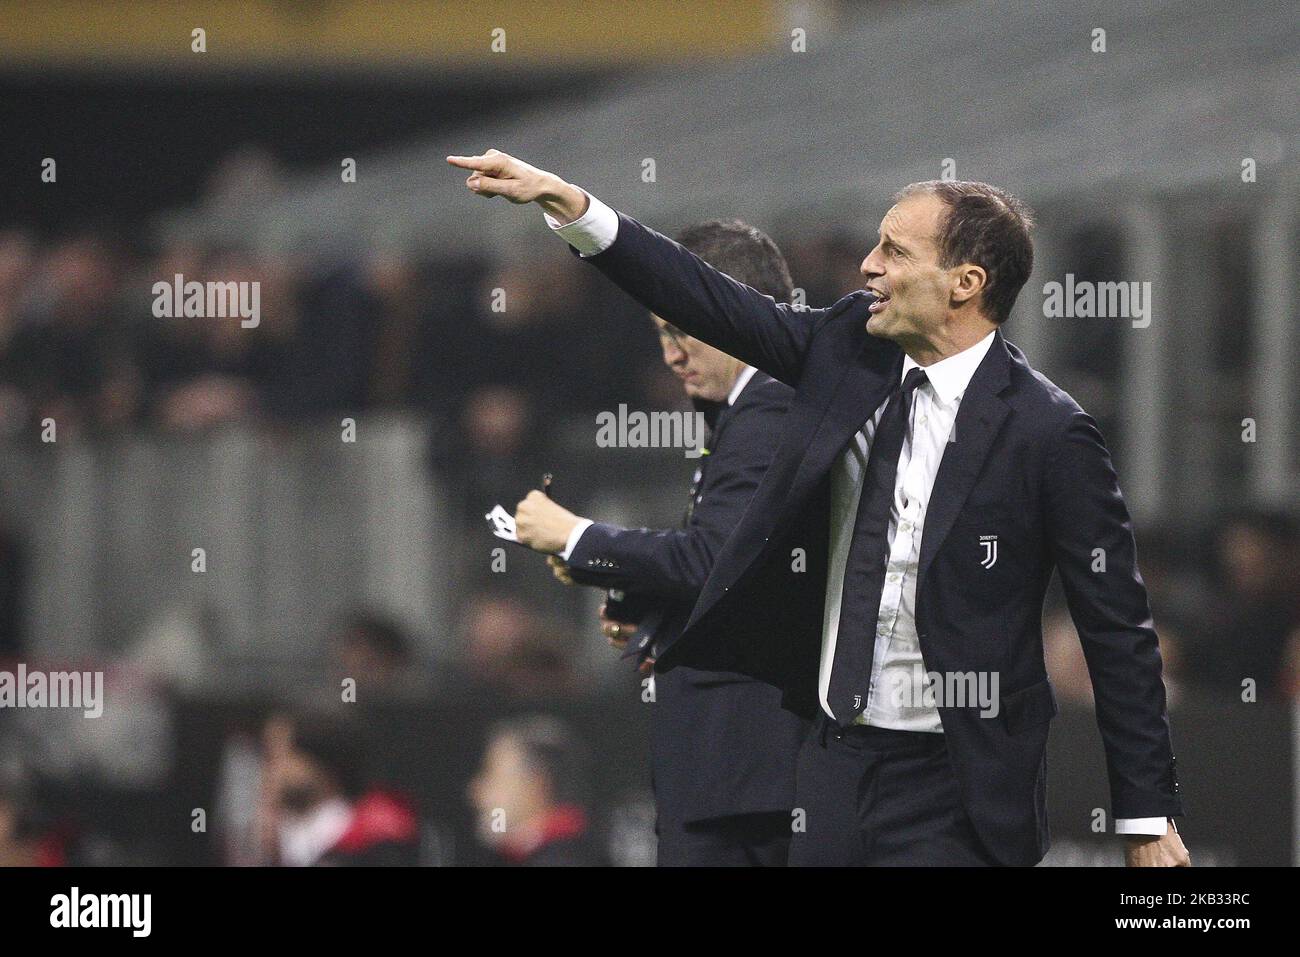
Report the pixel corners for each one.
[788,334,902,499]
[682,330,897,635]
[684,391,739,525]
[918,330,1013,584]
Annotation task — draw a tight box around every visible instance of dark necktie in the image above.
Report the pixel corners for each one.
[827,366,928,725]
[684,397,726,525]
[648,400,726,658]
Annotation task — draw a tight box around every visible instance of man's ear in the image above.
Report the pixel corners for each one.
[950,263,987,308]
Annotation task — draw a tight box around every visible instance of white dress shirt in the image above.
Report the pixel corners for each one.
[542,190,1167,837]
[820,332,996,733]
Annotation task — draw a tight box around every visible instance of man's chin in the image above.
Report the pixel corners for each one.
[865,314,893,338]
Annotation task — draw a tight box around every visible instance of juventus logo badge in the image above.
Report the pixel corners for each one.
[852,694,862,710]
[979,535,999,569]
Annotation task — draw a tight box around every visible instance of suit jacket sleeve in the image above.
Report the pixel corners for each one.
[567,381,788,602]
[578,211,834,387]
[1044,410,1182,819]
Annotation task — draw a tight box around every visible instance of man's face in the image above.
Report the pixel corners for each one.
[272,747,337,815]
[653,315,743,402]
[859,193,956,343]
[467,734,548,844]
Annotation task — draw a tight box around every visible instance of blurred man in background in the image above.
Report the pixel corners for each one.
[467,714,604,866]
[1202,511,1300,697]
[260,711,420,867]
[327,609,421,702]
[456,592,582,701]
[0,774,64,867]
[512,220,808,866]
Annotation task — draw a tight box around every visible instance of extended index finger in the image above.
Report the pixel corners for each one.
[445,153,505,173]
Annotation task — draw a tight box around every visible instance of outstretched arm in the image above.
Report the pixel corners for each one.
[447,149,825,386]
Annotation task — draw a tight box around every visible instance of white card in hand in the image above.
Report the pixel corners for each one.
[484,504,520,542]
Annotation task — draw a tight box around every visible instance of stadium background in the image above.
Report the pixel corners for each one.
[0,0,1295,865]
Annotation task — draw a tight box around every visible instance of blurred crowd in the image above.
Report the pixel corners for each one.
[1044,511,1300,706]
[0,226,655,440]
[0,607,635,867]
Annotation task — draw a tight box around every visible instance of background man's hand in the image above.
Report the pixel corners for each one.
[513,489,581,554]
[546,555,575,585]
[1124,825,1190,867]
[598,603,652,674]
[446,149,589,224]
[598,602,637,650]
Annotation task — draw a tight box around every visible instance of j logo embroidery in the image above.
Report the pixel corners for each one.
[979,535,999,569]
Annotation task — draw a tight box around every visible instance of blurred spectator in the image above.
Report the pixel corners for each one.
[457,593,580,701]
[431,383,546,532]
[1044,604,1191,710]
[0,774,64,867]
[467,715,605,866]
[4,232,143,436]
[1194,511,1300,697]
[260,711,419,867]
[1042,607,1094,707]
[263,258,376,420]
[327,609,425,703]
[199,145,285,210]
[364,252,427,408]
[141,246,294,431]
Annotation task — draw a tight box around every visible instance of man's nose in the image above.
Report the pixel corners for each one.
[860,251,883,279]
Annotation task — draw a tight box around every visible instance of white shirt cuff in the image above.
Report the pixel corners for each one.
[559,519,594,561]
[542,189,619,257]
[1115,817,1169,836]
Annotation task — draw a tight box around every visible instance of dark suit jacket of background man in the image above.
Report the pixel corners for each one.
[566,371,809,831]
[562,210,1182,866]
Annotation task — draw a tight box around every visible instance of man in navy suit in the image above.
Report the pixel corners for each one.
[448,149,1189,867]
[511,220,809,865]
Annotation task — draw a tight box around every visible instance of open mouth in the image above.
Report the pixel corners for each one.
[868,291,891,314]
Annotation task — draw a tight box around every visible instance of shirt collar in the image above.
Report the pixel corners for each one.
[901,330,998,407]
[727,365,758,406]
